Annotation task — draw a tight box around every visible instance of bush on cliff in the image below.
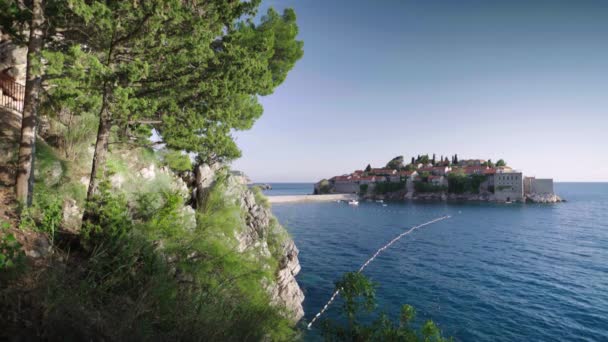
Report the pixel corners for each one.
[3,178,297,341]
[414,181,446,193]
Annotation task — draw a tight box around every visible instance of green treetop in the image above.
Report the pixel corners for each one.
[386,155,404,170]
[37,1,303,202]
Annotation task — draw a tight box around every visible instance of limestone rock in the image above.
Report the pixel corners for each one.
[34,160,63,187]
[110,173,125,189]
[139,164,156,179]
[0,41,27,83]
[212,170,305,322]
[526,193,562,203]
[62,198,82,230]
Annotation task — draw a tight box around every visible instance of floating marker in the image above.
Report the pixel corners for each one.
[306,215,451,329]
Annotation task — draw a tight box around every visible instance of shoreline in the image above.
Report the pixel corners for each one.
[267,193,357,203]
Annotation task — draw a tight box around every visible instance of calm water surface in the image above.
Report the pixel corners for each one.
[269,183,608,341]
[262,183,314,196]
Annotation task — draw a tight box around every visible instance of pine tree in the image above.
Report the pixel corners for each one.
[41,1,303,205]
[1,0,46,205]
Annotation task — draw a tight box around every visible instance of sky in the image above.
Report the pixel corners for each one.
[232,0,608,182]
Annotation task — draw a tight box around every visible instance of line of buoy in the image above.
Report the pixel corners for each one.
[306,215,451,330]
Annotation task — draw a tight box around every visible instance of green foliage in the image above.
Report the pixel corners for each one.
[374,181,406,195]
[0,229,25,271]
[415,155,430,165]
[414,182,447,193]
[447,173,487,194]
[469,174,486,194]
[251,185,271,210]
[81,181,132,246]
[365,164,372,173]
[18,191,63,244]
[322,272,451,342]
[386,156,404,170]
[161,149,192,173]
[359,184,369,195]
[447,172,468,194]
[496,159,506,167]
[266,217,291,269]
[317,179,332,194]
[56,178,297,340]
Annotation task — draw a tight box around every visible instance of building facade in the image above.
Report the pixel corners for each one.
[494,172,524,201]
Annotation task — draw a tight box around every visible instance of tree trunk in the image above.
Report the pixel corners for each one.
[15,0,44,205]
[85,96,112,202]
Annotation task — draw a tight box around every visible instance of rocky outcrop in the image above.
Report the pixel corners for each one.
[0,39,27,84]
[195,164,305,322]
[526,193,563,203]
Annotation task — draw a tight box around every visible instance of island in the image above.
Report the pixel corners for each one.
[314,154,563,203]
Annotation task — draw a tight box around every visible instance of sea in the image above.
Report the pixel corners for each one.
[265,183,608,341]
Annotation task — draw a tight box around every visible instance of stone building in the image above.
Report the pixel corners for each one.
[494,172,524,202]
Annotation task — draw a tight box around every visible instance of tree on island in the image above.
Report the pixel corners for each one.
[411,157,415,165]
[454,154,459,164]
[386,155,404,170]
[432,153,436,165]
[496,159,507,167]
[365,164,372,173]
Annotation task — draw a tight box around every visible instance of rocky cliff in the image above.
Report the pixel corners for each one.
[195,164,305,321]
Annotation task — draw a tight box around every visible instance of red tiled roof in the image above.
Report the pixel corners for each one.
[463,166,488,175]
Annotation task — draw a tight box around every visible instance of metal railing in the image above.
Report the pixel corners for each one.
[0,77,25,112]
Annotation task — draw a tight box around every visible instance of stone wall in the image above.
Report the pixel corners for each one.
[531,178,554,194]
[332,181,359,194]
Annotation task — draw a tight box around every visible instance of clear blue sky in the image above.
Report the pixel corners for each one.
[232,0,608,182]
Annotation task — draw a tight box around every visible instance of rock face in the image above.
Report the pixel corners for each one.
[195,164,305,321]
[526,193,563,203]
[0,40,27,84]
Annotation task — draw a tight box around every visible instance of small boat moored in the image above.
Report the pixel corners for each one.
[348,200,359,206]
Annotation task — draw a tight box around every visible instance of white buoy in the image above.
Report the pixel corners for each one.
[306,215,451,329]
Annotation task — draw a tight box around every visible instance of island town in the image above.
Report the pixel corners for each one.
[314,154,562,203]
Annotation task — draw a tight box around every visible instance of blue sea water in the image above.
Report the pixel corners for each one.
[262,183,314,196]
[269,183,608,341]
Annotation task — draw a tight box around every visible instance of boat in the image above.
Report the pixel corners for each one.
[348,200,359,206]
[376,200,384,203]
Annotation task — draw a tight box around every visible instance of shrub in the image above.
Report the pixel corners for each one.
[322,272,452,342]
[0,231,25,271]
[374,181,406,194]
[414,181,447,193]
[251,185,270,209]
[18,191,63,245]
[56,178,298,341]
[161,149,192,173]
[359,184,368,195]
[317,179,332,194]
